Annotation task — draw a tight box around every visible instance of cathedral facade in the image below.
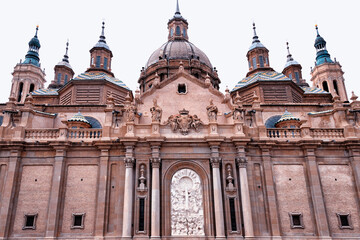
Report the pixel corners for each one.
[0,2,360,240]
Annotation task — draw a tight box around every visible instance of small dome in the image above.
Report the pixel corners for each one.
[56,60,72,69]
[29,36,41,48]
[68,111,91,125]
[276,109,300,125]
[284,59,299,69]
[145,40,213,69]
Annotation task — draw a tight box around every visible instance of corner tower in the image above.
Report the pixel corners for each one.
[310,25,348,101]
[138,0,220,93]
[86,22,114,77]
[49,41,75,89]
[9,26,46,103]
[282,42,307,86]
[246,23,273,77]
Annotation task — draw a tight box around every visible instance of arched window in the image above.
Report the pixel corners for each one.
[29,84,35,93]
[57,73,62,84]
[170,28,174,37]
[252,57,257,69]
[183,28,186,37]
[259,56,264,67]
[295,72,300,84]
[322,81,329,92]
[333,80,339,95]
[17,82,24,102]
[176,26,181,36]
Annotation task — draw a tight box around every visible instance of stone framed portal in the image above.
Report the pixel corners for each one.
[171,169,204,236]
[162,161,214,237]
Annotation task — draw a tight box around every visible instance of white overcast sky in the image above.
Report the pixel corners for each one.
[1,0,359,103]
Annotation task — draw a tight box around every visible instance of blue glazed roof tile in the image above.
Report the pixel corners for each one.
[74,72,130,90]
[231,71,290,92]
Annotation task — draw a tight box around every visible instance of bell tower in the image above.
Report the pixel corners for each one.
[9,26,46,103]
[282,42,307,86]
[310,25,348,101]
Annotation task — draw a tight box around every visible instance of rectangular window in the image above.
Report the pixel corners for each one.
[104,57,108,69]
[23,213,37,230]
[229,198,237,231]
[96,56,101,68]
[259,56,264,67]
[252,57,257,69]
[139,198,145,231]
[57,73,62,84]
[289,212,304,229]
[289,73,292,79]
[71,213,85,229]
[64,75,68,84]
[248,61,251,69]
[295,72,300,84]
[337,213,353,229]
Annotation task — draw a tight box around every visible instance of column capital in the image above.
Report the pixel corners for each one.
[150,157,161,168]
[124,157,135,168]
[210,157,222,168]
[236,156,248,168]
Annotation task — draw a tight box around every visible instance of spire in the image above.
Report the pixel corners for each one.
[314,24,333,65]
[174,0,182,18]
[252,23,260,44]
[62,40,69,63]
[92,21,111,51]
[286,42,294,62]
[99,21,106,43]
[249,23,266,51]
[23,25,41,67]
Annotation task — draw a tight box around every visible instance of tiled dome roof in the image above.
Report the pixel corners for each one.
[145,40,213,69]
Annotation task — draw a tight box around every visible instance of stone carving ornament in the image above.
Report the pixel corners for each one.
[171,169,205,236]
[165,109,203,135]
[150,99,162,122]
[125,102,137,122]
[206,99,218,122]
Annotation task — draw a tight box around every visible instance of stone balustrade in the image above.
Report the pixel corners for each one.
[267,128,301,139]
[67,129,102,139]
[25,129,59,139]
[24,128,102,141]
[310,128,344,139]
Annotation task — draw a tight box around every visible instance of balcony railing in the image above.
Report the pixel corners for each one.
[25,129,59,139]
[24,128,102,141]
[267,128,301,138]
[67,128,102,139]
[310,128,344,139]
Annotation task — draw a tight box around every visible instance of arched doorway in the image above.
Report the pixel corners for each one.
[171,169,205,236]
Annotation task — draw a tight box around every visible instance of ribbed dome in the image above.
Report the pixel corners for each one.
[145,40,213,69]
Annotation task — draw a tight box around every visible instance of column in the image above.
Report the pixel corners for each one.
[235,146,254,238]
[0,147,22,238]
[95,146,110,236]
[210,145,225,238]
[150,145,161,238]
[303,147,330,236]
[261,147,281,236]
[122,145,136,239]
[45,145,67,237]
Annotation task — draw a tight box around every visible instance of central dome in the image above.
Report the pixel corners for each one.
[145,40,213,69]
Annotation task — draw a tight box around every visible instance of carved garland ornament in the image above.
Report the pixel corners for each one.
[171,169,205,236]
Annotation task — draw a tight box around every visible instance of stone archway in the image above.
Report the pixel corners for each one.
[171,168,205,236]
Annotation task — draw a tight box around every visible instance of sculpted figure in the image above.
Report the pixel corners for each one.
[150,99,162,122]
[191,115,203,132]
[166,115,178,131]
[233,104,244,121]
[206,99,218,121]
[126,103,137,122]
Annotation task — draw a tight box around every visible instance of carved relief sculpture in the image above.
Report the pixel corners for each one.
[165,109,203,135]
[206,99,218,122]
[233,104,245,122]
[125,102,137,122]
[150,99,162,122]
[171,169,205,236]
